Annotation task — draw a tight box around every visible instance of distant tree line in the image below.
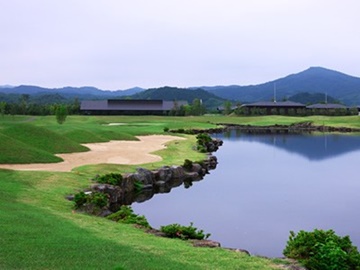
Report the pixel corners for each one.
[168,98,206,116]
[0,94,80,116]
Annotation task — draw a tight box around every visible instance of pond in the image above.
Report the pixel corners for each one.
[132,131,360,257]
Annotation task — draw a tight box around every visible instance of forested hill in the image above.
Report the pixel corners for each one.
[1,67,359,106]
[0,85,144,101]
[130,87,226,110]
[203,67,360,105]
[288,92,337,104]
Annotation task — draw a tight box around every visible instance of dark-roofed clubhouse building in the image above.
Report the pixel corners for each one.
[81,99,188,115]
[240,101,359,116]
[306,103,347,109]
[241,101,306,115]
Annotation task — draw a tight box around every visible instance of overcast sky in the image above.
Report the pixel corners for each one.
[1,0,360,90]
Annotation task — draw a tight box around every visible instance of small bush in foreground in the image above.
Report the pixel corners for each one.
[183,159,193,170]
[73,191,109,209]
[283,229,360,270]
[74,191,87,208]
[107,205,150,228]
[196,133,212,153]
[160,222,210,240]
[95,173,123,186]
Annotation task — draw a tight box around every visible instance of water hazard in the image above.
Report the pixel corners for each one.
[132,131,360,257]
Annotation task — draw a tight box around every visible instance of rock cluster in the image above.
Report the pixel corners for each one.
[203,138,223,152]
[81,155,219,215]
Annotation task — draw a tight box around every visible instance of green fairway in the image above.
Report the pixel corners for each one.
[1,114,358,269]
[2,170,276,270]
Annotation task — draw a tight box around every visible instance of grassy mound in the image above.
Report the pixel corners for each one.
[0,123,88,164]
[2,123,87,154]
[0,133,63,164]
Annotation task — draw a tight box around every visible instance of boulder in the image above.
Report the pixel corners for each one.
[121,175,135,193]
[134,190,154,203]
[225,248,251,256]
[91,184,123,204]
[191,239,221,248]
[98,209,113,217]
[184,172,201,181]
[191,163,203,174]
[125,169,153,190]
[135,168,155,188]
[158,166,173,182]
[167,176,184,189]
[170,165,185,179]
[65,194,75,201]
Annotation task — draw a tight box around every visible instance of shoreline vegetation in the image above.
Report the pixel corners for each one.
[1,115,359,269]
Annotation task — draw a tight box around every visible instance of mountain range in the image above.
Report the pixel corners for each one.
[202,67,360,105]
[0,85,144,99]
[1,67,360,107]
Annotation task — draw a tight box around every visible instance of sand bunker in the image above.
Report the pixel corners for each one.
[0,135,185,172]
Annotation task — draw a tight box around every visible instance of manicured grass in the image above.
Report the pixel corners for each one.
[198,115,360,129]
[1,114,358,269]
[0,159,279,269]
[0,132,63,164]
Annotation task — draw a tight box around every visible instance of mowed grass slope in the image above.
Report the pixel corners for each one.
[0,116,280,269]
[0,123,88,164]
[0,115,217,164]
[1,114,357,269]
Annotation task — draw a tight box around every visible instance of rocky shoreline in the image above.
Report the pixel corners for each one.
[67,132,309,268]
[69,136,223,215]
[87,155,219,215]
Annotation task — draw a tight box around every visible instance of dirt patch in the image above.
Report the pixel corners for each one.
[0,135,185,172]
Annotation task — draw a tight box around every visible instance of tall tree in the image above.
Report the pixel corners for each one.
[20,94,29,115]
[55,105,68,124]
[0,101,6,117]
[70,97,80,114]
[191,98,206,116]
[223,101,232,115]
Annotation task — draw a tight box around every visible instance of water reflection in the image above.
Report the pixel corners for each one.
[213,131,360,160]
[132,132,360,257]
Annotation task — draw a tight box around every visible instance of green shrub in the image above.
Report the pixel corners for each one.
[183,159,193,170]
[196,133,212,144]
[95,173,123,186]
[196,133,212,153]
[73,191,109,209]
[107,205,150,228]
[163,127,169,132]
[197,145,207,153]
[283,229,360,270]
[160,222,210,240]
[74,191,87,208]
[89,192,108,208]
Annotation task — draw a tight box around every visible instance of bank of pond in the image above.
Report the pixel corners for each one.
[71,127,360,269]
